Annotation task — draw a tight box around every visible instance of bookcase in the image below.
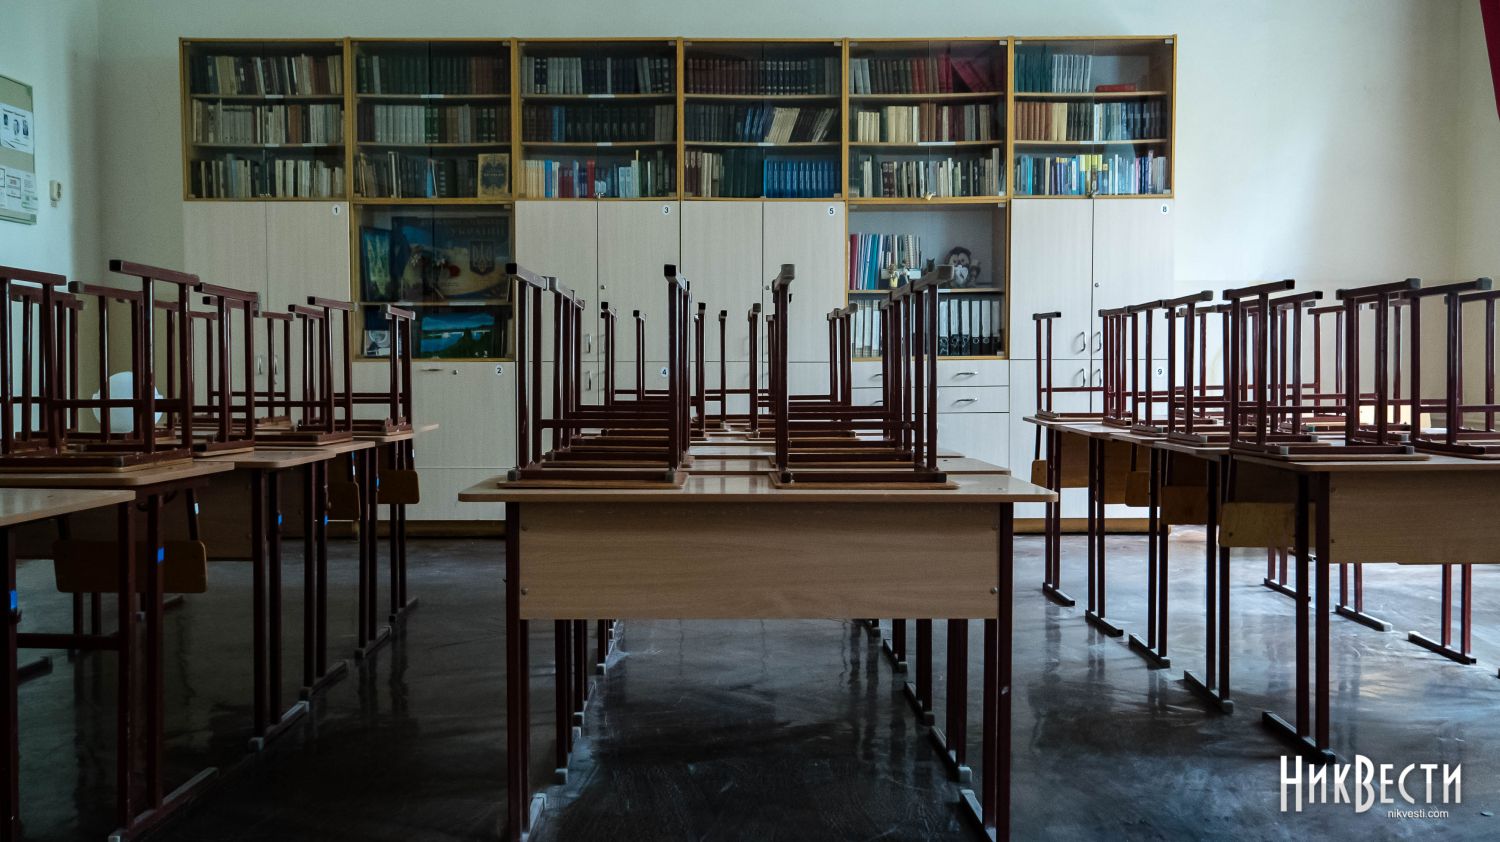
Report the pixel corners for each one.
[682,39,844,199]
[1011,36,1175,197]
[350,39,512,201]
[352,202,514,361]
[846,39,1008,203]
[846,201,1007,361]
[516,38,679,199]
[181,38,348,199]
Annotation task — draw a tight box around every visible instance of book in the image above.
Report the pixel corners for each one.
[685,104,837,143]
[477,153,510,197]
[684,149,837,198]
[191,101,344,145]
[849,150,1002,199]
[355,51,507,95]
[358,103,505,144]
[851,104,996,144]
[521,55,673,95]
[849,51,997,95]
[522,103,675,143]
[685,55,839,95]
[522,150,674,198]
[191,153,344,198]
[1013,150,1169,196]
[191,52,344,96]
[360,227,395,302]
[1015,100,1165,142]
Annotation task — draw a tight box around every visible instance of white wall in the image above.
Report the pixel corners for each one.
[85,0,1469,295]
[0,0,102,278]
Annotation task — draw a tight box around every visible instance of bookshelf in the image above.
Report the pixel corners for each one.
[350,39,512,202]
[352,202,514,361]
[181,38,349,200]
[846,201,1008,360]
[517,39,679,199]
[1010,36,1175,197]
[846,39,1008,203]
[682,39,843,199]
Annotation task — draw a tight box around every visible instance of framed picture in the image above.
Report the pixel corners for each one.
[362,305,392,358]
[414,305,507,359]
[359,226,395,302]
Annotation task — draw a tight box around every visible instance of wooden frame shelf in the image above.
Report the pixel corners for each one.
[181,33,1176,204]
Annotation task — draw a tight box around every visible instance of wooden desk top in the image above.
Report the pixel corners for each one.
[0,460,235,489]
[198,446,365,470]
[1023,417,1118,438]
[460,471,1054,505]
[1153,439,1229,458]
[688,456,1009,476]
[1234,452,1500,474]
[0,488,135,527]
[357,422,439,444]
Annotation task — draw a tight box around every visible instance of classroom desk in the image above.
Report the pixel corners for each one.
[1224,453,1500,761]
[0,488,136,842]
[686,456,1007,476]
[353,422,436,656]
[196,441,375,744]
[0,461,234,842]
[460,472,1054,842]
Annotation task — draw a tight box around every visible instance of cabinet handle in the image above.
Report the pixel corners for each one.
[585,371,594,391]
[873,398,885,406]
[1074,369,1087,387]
[1073,332,1087,353]
[953,397,978,404]
[954,370,978,377]
[1092,331,1102,352]
[421,367,444,372]
[870,372,883,380]
[1092,367,1102,386]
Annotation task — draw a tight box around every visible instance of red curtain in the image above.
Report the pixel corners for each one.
[1484,0,1500,118]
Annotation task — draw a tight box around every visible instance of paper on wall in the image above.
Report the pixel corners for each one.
[0,166,37,213]
[0,104,33,154]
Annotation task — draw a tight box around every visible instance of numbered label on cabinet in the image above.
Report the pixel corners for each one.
[662,205,672,215]
[826,205,838,216]
[495,365,504,376]
[331,205,341,216]
[659,366,669,378]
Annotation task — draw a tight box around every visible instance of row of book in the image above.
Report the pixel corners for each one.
[684,104,836,144]
[521,56,674,95]
[848,54,997,95]
[848,232,923,290]
[354,53,507,95]
[684,150,839,198]
[1014,48,1094,93]
[359,104,506,145]
[354,151,485,199]
[1015,100,1166,142]
[1014,151,1169,196]
[521,104,675,143]
[189,53,344,97]
[190,102,343,146]
[850,151,1004,199]
[190,154,345,199]
[850,104,997,144]
[684,56,839,95]
[846,297,1003,357]
[520,152,675,198]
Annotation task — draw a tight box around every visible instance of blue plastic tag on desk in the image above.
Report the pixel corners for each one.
[157,548,165,564]
[9,590,16,613]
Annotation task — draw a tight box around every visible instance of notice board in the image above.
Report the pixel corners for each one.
[0,74,37,225]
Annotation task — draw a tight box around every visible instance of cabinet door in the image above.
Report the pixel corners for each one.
[1091,198,1174,314]
[936,412,1008,469]
[762,202,845,363]
[182,201,269,296]
[1008,199,1094,360]
[266,202,350,306]
[515,201,599,364]
[682,201,763,363]
[406,362,509,469]
[598,201,681,362]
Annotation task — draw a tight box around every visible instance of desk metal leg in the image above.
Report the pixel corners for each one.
[1086,439,1124,637]
[881,617,907,672]
[505,505,540,842]
[962,503,1013,841]
[1185,457,1232,712]
[571,619,586,726]
[255,472,308,751]
[1041,429,1075,607]
[1130,448,1170,667]
[1408,563,1477,664]
[932,619,971,784]
[389,440,418,624]
[250,472,268,739]
[903,619,934,725]
[1,527,17,841]
[553,620,570,782]
[1261,474,1334,763]
[1333,562,1393,632]
[303,461,347,700]
[1264,548,1296,598]
[113,502,136,833]
[356,450,391,660]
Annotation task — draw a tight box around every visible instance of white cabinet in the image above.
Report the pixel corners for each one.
[681,201,764,363]
[183,202,269,298]
[937,413,1008,470]
[514,200,599,364]
[1091,199,1175,313]
[1008,200,1094,360]
[266,202,351,305]
[597,201,681,361]
[762,201,845,363]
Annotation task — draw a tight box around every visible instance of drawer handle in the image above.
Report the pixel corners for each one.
[953,397,978,404]
[954,370,978,377]
[870,372,883,379]
[873,399,884,405]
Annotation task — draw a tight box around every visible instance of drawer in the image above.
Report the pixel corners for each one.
[935,386,1008,414]
[850,359,1009,389]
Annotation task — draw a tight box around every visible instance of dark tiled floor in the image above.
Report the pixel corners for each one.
[12,532,1500,841]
